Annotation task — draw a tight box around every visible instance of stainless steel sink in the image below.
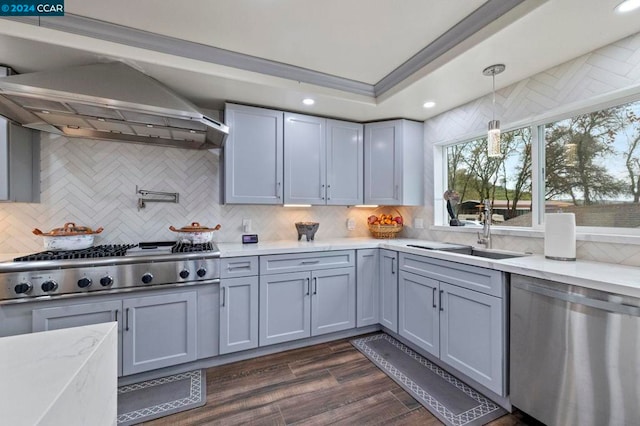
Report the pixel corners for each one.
[437,246,529,259]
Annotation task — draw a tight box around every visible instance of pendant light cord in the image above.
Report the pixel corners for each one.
[492,72,496,122]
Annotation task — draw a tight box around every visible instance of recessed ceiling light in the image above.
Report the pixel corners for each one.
[423,101,436,108]
[615,0,640,13]
[40,110,50,114]
[302,98,315,106]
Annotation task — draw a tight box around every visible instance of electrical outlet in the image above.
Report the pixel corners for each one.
[346,218,356,231]
[414,218,424,229]
[242,219,252,233]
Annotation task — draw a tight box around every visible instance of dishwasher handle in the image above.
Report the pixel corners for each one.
[514,280,640,317]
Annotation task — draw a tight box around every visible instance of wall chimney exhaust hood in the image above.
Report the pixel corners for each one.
[0,62,228,149]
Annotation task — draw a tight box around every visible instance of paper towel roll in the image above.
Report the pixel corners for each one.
[544,213,576,260]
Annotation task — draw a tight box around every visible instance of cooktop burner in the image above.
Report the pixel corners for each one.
[13,244,138,262]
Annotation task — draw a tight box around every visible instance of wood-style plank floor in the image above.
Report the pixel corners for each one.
[144,337,537,425]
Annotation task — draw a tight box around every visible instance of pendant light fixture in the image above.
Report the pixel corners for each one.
[483,64,505,158]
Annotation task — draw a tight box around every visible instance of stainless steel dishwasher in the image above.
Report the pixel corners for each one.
[510,274,640,426]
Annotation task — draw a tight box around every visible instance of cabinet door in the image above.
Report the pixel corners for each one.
[259,271,311,346]
[326,119,363,205]
[284,113,326,204]
[356,249,379,327]
[379,249,398,332]
[220,276,259,354]
[32,300,122,375]
[122,292,197,375]
[364,121,402,205]
[439,282,503,395]
[311,268,356,336]
[224,104,283,204]
[398,271,439,357]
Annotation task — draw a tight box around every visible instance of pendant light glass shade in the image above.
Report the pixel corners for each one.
[487,120,501,157]
[483,64,505,158]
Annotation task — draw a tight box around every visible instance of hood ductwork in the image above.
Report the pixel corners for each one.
[0,62,228,149]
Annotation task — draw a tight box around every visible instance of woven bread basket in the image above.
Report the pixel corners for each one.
[367,208,403,239]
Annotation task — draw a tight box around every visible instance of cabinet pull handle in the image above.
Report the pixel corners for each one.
[394,184,399,200]
[227,264,249,271]
[276,181,281,199]
[301,260,320,265]
[439,290,444,311]
[432,288,437,308]
[306,278,310,295]
[391,257,396,274]
[321,184,325,200]
[114,309,119,322]
[222,286,226,307]
[125,308,130,331]
[327,184,331,201]
[313,277,318,295]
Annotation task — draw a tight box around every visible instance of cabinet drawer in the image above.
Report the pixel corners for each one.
[399,253,505,298]
[260,250,355,275]
[221,256,259,278]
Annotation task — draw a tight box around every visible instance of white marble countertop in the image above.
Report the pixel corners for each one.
[218,238,640,299]
[0,322,118,426]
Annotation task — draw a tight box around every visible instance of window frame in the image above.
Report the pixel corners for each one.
[434,86,640,237]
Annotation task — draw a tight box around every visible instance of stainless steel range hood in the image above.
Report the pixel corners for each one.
[0,62,228,149]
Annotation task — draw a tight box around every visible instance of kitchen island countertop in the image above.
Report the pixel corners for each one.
[0,322,118,426]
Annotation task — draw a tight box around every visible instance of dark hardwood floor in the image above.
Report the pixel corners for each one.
[144,337,535,425]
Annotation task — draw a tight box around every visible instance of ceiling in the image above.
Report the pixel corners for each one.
[1,0,640,122]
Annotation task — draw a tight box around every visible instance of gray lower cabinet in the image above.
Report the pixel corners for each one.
[122,291,198,376]
[33,300,123,372]
[398,271,439,357]
[398,253,506,396]
[219,276,259,354]
[32,292,199,377]
[379,249,398,332]
[259,267,355,346]
[439,282,502,395]
[356,249,379,327]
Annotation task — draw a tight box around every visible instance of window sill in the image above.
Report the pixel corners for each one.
[430,225,640,245]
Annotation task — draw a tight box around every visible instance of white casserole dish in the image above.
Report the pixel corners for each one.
[169,222,221,244]
[33,222,104,251]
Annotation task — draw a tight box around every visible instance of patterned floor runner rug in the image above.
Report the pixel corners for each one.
[117,369,206,425]
[351,334,506,426]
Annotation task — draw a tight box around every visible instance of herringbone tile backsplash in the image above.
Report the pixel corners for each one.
[0,133,394,252]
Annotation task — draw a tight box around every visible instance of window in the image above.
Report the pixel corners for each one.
[544,99,640,228]
[445,126,532,227]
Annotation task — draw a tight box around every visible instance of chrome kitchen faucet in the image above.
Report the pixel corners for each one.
[477,199,492,249]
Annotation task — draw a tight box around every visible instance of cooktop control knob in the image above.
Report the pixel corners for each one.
[41,280,58,292]
[179,270,190,279]
[196,267,207,278]
[141,273,153,284]
[14,282,32,294]
[77,277,92,288]
[100,276,114,287]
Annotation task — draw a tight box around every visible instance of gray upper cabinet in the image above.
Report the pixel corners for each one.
[379,249,398,333]
[326,119,363,205]
[0,118,39,202]
[356,249,379,327]
[224,103,283,204]
[284,114,363,205]
[284,112,326,204]
[364,120,423,206]
[122,291,197,376]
